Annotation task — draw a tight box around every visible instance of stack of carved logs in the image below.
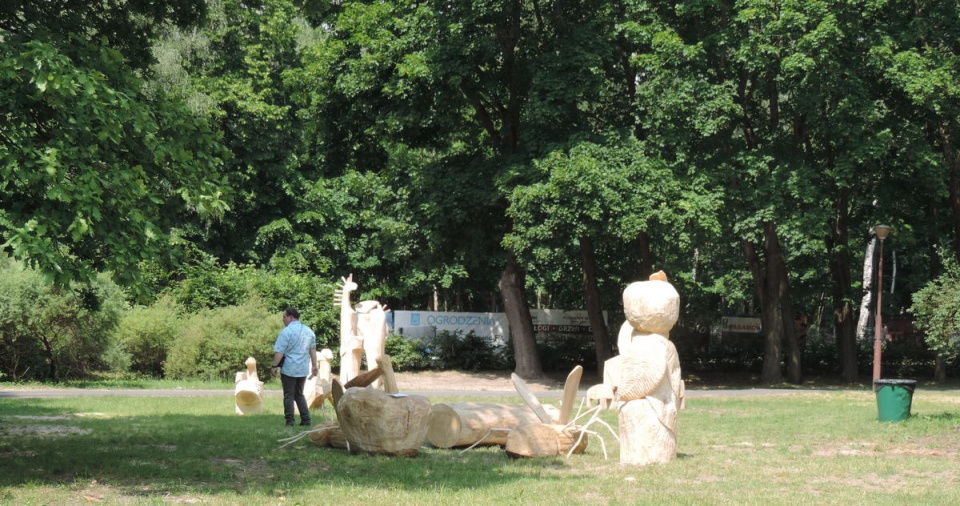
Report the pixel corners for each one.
[309,360,588,459]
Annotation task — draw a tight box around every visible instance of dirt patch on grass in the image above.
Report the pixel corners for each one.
[393,369,599,392]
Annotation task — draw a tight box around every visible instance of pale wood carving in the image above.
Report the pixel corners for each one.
[613,271,685,466]
[375,354,399,394]
[343,367,382,389]
[427,402,561,448]
[585,383,614,410]
[234,357,263,415]
[355,299,389,389]
[331,378,345,409]
[505,368,590,458]
[334,274,389,387]
[334,275,362,384]
[505,423,587,458]
[304,348,335,410]
[558,365,583,425]
[511,373,553,423]
[309,420,349,449]
[337,388,432,456]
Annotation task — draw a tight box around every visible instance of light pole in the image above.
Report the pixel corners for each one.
[872,225,892,383]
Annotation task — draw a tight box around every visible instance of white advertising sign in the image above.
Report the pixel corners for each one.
[391,309,606,340]
[720,316,762,334]
[530,309,605,335]
[391,311,509,339]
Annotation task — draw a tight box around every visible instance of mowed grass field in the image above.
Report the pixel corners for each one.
[1,385,958,505]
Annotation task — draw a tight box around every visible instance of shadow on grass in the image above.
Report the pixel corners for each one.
[0,398,580,499]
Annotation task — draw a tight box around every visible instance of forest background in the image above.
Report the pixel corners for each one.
[3,0,960,386]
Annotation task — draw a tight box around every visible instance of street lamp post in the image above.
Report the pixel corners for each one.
[872,225,892,383]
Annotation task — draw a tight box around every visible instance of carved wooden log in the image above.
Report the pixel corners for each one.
[511,373,553,423]
[308,421,349,449]
[234,380,264,414]
[343,367,383,389]
[504,422,587,458]
[337,388,432,456]
[619,388,677,465]
[375,354,399,394]
[558,366,583,425]
[427,402,561,449]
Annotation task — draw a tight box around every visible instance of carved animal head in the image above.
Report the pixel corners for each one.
[334,274,359,306]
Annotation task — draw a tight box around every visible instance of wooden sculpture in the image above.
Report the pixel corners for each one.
[334,354,432,456]
[611,271,684,466]
[504,367,589,458]
[355,300,389,389]
[234,357,264,415]
[427,403,561,449]
[585,383,615,410]
[304,348,335,410]
[334,275,362,384]
[334,275,389,386]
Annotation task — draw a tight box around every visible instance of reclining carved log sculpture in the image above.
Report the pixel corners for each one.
[427,402,561,449]
[427,366,583,455]
[234,357,264,415]
[611,271,685,466]
[504,367,588,458]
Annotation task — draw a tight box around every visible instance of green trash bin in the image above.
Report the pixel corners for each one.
[874,379,916,422]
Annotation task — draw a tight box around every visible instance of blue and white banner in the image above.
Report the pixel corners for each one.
[391,309,606,340]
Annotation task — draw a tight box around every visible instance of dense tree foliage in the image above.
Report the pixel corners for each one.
[3,0,960,382]
[0,0,230,288]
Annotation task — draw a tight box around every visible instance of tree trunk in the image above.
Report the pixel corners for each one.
[580,235,612,375]
[500,252,543,379]
[929,202,945,384]
[829,189,859,383]
[637,231,653,281]
[742,238,781,384]
[939,123,960,260]
[934,355,947,383]
[40,334,56,381]
[772,241,801,384]
[760,221,785,384]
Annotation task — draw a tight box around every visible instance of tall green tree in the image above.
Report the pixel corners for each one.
[148,0,310,265]
[627,0,885,383]
[289,0,635,377]
[0,0,229,288]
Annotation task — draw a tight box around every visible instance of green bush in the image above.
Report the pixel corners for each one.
[384,334,431,371]
[910,258,960,365]
[536,335,598,372]
[169,255,258,312]
[111,295,184,377]
[426,330,508,371]
[250,270,338,350]
[164,298,280,380]
[166,256,338,349]
[0,261,126,381]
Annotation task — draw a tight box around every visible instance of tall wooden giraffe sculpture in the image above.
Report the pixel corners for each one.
[334,275,362,384]
[334,274,390,386]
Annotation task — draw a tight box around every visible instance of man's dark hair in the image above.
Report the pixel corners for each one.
[283,307,300,319]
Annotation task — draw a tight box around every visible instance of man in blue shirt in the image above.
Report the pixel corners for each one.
[271,307,319,426]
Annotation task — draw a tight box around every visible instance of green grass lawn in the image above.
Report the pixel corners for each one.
[1,387,958,505]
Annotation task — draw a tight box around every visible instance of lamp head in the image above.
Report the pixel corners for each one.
[873,225,892,240]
